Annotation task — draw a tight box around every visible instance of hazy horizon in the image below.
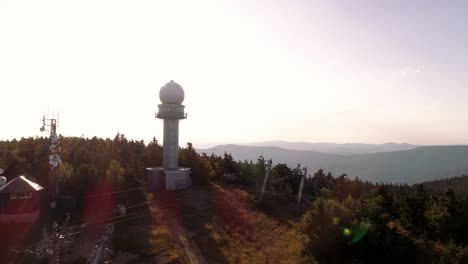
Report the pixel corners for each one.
[1,0,468,145]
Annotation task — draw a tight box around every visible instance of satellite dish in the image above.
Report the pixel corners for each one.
[0,168,3,175]
[0,176,6,186]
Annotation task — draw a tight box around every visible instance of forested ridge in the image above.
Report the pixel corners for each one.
[1,135,468,263]
[201,144,468,184]
[423,175,468,199]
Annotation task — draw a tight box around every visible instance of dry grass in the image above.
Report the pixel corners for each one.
[145,192,187,264]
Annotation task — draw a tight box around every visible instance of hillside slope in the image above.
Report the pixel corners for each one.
[150,184,303,263]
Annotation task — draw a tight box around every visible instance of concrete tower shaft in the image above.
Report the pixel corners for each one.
[162,119,178,169]
[157,104,186,170]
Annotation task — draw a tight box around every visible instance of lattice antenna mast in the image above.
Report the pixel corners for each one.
[40,113,62,209]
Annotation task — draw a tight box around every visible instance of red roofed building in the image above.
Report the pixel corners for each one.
[0,176,44,223]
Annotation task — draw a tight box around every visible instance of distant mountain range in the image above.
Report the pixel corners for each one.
[198,143,468,184]
[247,140,420,155]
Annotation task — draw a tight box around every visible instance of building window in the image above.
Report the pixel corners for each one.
[19,192,33,199]
[10,193,17,199]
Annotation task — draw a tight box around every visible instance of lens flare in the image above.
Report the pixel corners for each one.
[332,217,340,225]
[343,228,352,237]
[351,222,370,244]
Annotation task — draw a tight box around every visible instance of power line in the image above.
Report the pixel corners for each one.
[68,199,156,228]
[74,201,203,231]
[78,200,194,228]
[110,212,151,225]
[81,187,143,198]
[80,209,152,227]
[55,186,143,201]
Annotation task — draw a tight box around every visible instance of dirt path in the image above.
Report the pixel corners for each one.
[172,224,207,264]
[151,190,208,264]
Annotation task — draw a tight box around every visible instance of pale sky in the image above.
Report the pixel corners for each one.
[1,0,467,147]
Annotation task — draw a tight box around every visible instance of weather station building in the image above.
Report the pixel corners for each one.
[0,176,44,223]
[147,80,191,190]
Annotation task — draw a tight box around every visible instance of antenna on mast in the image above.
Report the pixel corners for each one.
[0,168,5,186]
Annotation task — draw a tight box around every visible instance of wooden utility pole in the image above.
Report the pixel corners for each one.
[260,159,272,202]
[297,167,307,210]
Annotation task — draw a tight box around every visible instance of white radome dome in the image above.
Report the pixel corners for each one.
[159,80,184,104]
